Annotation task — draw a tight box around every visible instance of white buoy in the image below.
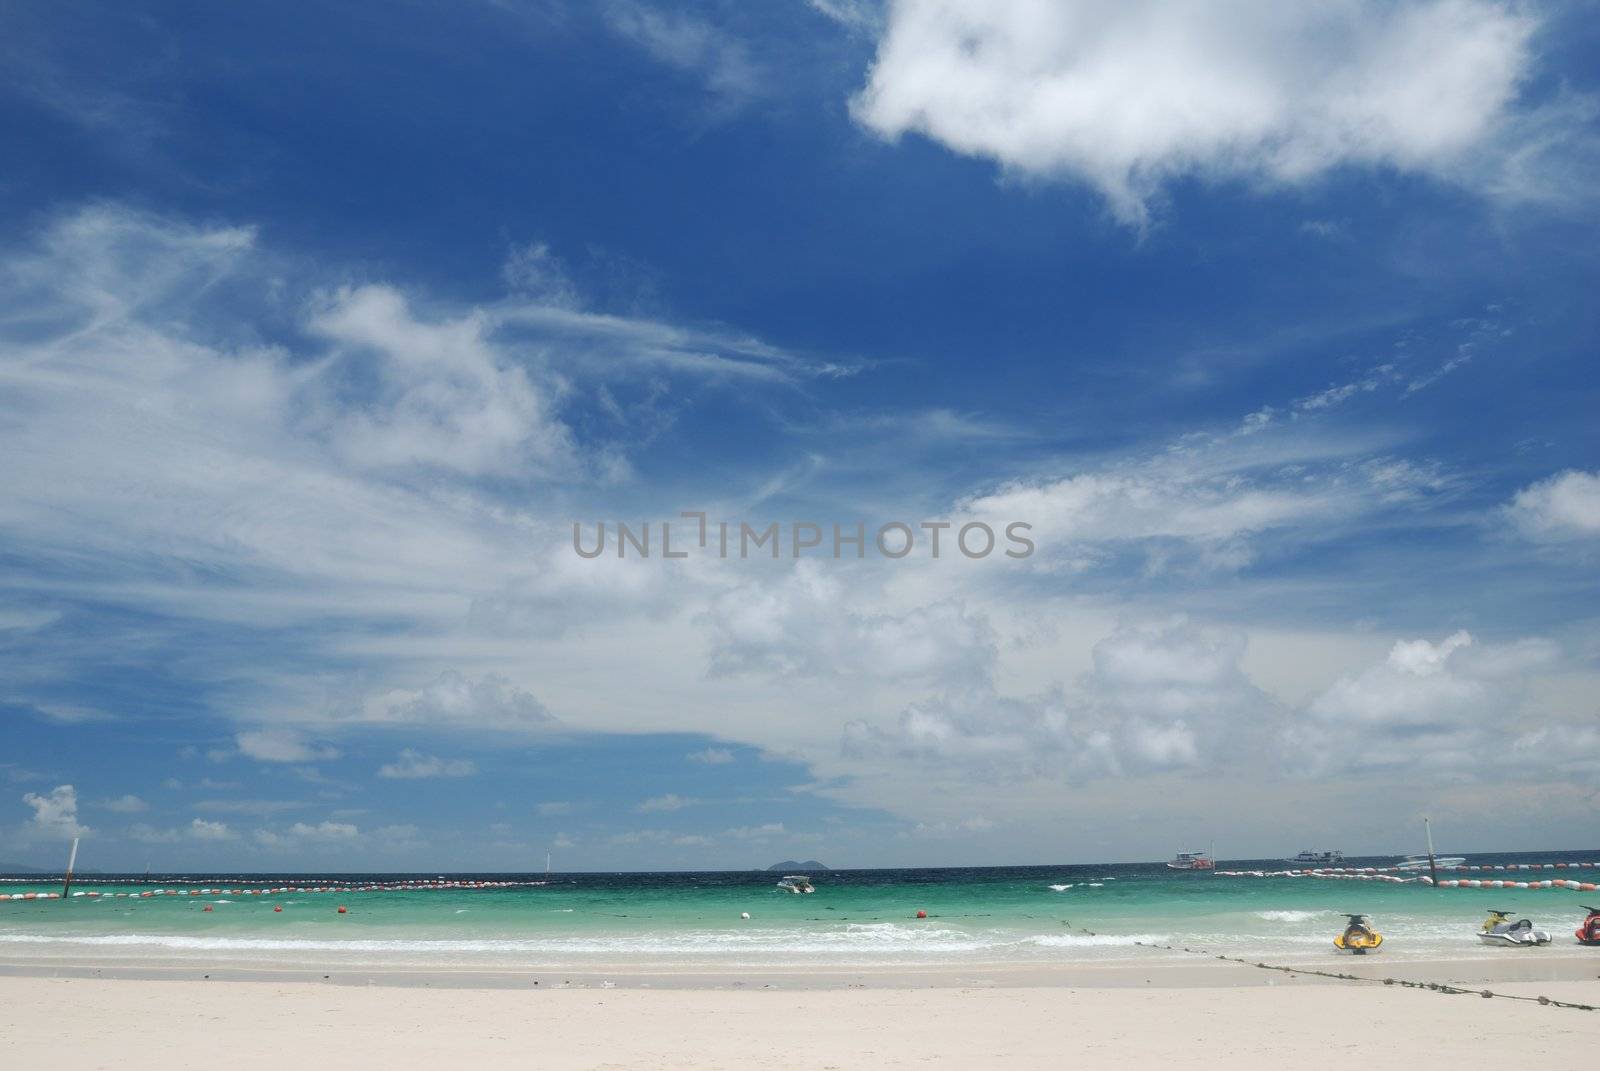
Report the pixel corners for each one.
[740,912,750,920]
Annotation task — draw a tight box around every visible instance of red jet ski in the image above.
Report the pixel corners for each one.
[1577,906,1600,946]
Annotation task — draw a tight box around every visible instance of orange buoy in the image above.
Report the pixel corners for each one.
[916,910,927,919]
[203,905,214,912]
[337,905,348,914]
[274,905,283,912]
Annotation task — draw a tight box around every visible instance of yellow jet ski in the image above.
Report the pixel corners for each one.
[1334,913,1383,954]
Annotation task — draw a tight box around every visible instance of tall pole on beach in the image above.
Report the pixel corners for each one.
[61,837,79,900]
[1424,817,1438,888]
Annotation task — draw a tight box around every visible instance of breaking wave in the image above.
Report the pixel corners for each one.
[0,922,1176,964]
[1255,910,1328,923]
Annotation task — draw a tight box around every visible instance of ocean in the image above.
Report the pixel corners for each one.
[3,852,1596,972]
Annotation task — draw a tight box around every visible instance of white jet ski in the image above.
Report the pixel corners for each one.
[1478,909,1552,947]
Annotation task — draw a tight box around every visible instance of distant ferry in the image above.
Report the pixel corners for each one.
[1395,854,1466,870]
[1166,850,1214,870]
[1285,850,1345,867]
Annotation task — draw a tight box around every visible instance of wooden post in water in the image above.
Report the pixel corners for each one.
[61,837,79,900]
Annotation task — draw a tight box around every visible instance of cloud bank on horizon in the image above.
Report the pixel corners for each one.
[0,0,1596,870]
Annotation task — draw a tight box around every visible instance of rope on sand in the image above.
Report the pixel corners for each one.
[1056,922,1598,1013]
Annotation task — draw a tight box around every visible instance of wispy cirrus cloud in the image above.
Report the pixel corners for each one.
[603,2,763,116]
[253,820,361,849]
[806,0,883,35]
[636,792,696,813]
[378,749,478,779]
[1,200,1592,866]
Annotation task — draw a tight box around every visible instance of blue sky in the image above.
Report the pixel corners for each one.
[2,1,1598,871]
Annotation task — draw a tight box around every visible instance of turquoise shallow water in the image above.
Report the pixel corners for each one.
[3,854,1597,970]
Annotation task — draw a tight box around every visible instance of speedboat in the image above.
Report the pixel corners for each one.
[1575,906,1600,946]
[1286,850,1345,867]
[1333,914,1383,954]
[1396,854,1466,870]
[1478,909,1552,947]
[1166,851,1214,871]
[775,875,814,894]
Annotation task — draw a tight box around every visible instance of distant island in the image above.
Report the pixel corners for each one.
[0,861,45,874]
[766,860,829,871]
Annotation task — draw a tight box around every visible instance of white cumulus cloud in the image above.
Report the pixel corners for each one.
[1291,629,1563,774]
[235,729,340,764]
[22,784,89,839]
[305,284,574,478]
[188,818,236,841]
[1506,470,1600,541]
[363,671,555,730]
[847,617,1275,778]
[852,0,1537,223]
[704,562,995,685]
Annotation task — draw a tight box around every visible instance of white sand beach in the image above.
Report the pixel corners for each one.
[3,962,1595,1069]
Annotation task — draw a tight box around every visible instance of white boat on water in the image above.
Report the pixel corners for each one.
[1285,849,1345,866]
[1396,817,1464,870]
[1166,851,1213,871]
[1395,854,1466,870]
[776,875,815,894]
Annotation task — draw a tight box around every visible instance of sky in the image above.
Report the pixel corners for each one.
[1,0,1597,872]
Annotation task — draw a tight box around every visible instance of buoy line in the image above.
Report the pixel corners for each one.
[1215,864,1600,893]
[1217,861,1600,879]
[0,878,547,902]
[1216,870,1426,883]
[1053,923,1597,1013]
[1425,877,1600,890]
